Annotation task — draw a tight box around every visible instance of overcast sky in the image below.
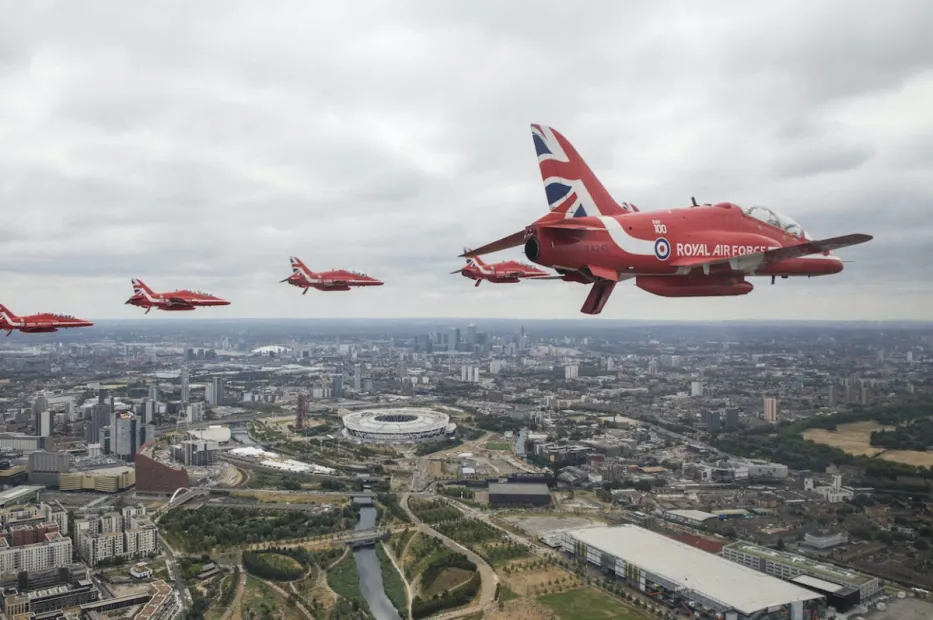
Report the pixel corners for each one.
[1,0,931,321]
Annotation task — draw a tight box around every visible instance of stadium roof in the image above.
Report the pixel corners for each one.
[569,525,821,615]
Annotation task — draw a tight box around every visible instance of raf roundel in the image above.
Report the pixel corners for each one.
[654,237,671,261]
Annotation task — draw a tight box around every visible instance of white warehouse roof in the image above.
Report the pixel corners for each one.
[664,509,717,523]
[187,426,232,443]
[569,525,822,615]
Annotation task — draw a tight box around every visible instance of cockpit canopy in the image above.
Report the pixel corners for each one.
[740,205,811,240]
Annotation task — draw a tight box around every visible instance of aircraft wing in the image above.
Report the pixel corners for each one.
[540,221,605,231]
[167,297,196,307]
[670,234,873,270]
[461,231,525,257]
[462,221,607,258]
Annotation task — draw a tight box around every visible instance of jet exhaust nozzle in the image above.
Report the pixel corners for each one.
[524,236,540,262]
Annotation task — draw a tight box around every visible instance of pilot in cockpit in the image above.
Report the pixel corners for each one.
[743,205,809,239]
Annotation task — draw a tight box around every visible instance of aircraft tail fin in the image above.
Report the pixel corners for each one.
[530,124,639,218]
[463,250,487,268]
[130,278,156,299]
[0,304,18,324]
[289,256,313,278]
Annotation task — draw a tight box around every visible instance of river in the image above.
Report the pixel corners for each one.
[353,498,402,620]
[231,426,254,445]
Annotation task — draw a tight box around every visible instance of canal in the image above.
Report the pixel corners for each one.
[353,497,402,620]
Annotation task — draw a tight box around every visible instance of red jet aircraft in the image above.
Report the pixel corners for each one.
[463,124,873,315]
[451,253,556,287]
[125,278,230,314]
[0,303,93,336]
[280,256,384,294]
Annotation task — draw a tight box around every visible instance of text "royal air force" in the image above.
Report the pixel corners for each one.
[675,243,779,258]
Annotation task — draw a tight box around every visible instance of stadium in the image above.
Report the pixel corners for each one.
[341,408,455,444]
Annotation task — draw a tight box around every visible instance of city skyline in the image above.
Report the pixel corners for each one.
[2,1,931,319]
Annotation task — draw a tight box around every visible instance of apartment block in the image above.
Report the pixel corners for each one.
[74,505,158,567]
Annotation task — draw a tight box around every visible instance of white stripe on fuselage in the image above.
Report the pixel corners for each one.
[595,216,657,256]
[134,288,158,302]
[467,259,492,275]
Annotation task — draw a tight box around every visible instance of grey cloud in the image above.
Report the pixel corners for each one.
[720,1,933,105]
[0,0,931,320]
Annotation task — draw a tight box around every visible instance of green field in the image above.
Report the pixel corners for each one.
[485,442,511,451]
[252,552,304,580]
[376,543,408,618]
[538,588,647,620]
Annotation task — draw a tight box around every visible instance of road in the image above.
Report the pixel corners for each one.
[400,493,498,620]
[151,491,199,613]
[436,496,558,561]
[204,500,364,512]
[158,535,193,612]
[257,576,315,619]
[241,525,409,551]
[409,433,492,492]
[220,566,247,620]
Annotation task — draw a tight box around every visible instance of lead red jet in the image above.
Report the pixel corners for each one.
[451,253,557,287]
[0,303,93,336]
[280,256,384,294]
[125,278,230,314]
[462,124,873,315]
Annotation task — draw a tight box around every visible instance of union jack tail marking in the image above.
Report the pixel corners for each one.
[530,124,639,218]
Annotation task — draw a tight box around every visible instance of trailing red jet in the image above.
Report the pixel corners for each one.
[451,253,557,287]
[0,303,93,336]
[462,124,873,315]
[125,278,230,314]
[280,256,384,294]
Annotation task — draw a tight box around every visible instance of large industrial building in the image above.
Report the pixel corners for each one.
[487,482,551,507]
[721,541,881,611]
[26,451,73,487]
[342,408,455,444]
[562,525,825,620]
[58,466,135,493]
